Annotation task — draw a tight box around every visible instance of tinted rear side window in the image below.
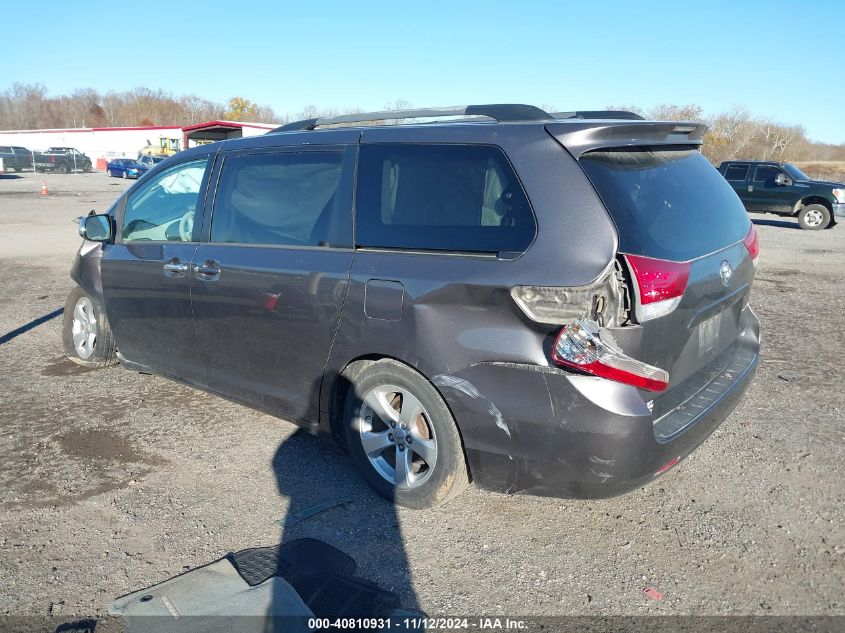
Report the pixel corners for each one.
[356,144,535,254]
[724,164,749,181]
[211,151,350,247]
[580,149,750,261]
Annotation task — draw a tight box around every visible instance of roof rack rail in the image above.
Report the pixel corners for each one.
[552,110,645,120]
[271,104,554,133]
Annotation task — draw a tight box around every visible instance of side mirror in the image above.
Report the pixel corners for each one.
[775,173,791,186]
[78,214,113,242]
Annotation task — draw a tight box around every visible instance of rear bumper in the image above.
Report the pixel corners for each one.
[437,308,760,498]
[833,203,845,218]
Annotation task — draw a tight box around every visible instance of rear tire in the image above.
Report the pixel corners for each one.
[343,360,469,509]
[798,204,831,230]
[62,286,118,368]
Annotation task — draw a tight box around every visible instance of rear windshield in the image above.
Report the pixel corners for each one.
[580,148,750,261]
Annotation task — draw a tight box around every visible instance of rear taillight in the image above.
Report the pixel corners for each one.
[742,224,759,266]
[510,274,612,325]
[625,254,690,323]
[551,319,669,392]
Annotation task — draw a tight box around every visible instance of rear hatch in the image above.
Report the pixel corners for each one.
[553,129,757,392]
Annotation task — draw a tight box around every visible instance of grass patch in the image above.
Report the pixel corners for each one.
[792,161,845,182]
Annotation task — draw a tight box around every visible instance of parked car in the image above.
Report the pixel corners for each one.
[63,104,760,509]
[107,158,148,179]
[137,155,166,169]
[0,146,33,172]
[35,147,92,174]
[719,160,845,230]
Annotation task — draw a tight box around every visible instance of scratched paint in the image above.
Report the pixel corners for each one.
[434,374,512,438]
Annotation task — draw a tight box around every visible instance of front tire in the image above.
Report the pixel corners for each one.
[62,286,118,368]
[798,204,831,230]
[343,360,469,509]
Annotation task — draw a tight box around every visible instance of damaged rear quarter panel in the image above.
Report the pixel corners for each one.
[433,362,655,495]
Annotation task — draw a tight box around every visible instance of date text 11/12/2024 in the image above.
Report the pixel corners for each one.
[308,617,527,630]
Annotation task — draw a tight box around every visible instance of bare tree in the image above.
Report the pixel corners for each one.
[703,108,757,164]
[1,86,842,165]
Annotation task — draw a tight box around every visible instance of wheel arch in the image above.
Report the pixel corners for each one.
[793,195,833,215]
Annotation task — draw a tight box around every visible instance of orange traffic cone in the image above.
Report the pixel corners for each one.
[40,180,49,196]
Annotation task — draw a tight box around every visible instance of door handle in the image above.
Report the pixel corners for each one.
[163,261,188,277]
[747,185,754,192]
[193,261,221,280]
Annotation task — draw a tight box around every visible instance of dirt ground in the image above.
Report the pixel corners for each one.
[0,171,843,622]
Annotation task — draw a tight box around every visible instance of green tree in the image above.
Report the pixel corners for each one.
[224,96,255,121]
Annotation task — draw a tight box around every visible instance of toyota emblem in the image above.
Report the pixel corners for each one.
[720,260,733,286]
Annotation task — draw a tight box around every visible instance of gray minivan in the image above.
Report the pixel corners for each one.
[64,105,760,508]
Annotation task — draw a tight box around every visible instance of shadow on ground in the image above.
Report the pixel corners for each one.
[271,429,419,613]
[0,308,62,345]
[751,218,800,230]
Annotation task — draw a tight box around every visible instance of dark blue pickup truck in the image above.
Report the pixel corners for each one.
[719,160,844,230]
[0,146,33,172]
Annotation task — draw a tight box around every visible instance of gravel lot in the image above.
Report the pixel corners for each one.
[0,171,843,622]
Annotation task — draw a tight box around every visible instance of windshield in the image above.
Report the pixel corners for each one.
[580,148,751,261]
[783,164,809,180]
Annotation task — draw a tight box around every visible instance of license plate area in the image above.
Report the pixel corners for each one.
[698,311,723,354]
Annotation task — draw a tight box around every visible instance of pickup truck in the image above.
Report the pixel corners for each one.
[34,147,92,174]
[719,160,844,230]
[0,146,33,172]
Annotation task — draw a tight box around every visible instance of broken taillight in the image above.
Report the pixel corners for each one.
[551,319,669,392]
[625,254,691,323]
[654,456,680,475]
[742,223,759,266]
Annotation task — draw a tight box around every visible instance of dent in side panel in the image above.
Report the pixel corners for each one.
[433,362,655,494]
[70,241,106,304]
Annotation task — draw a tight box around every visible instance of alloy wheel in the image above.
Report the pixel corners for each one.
[357,384,438,489]
[71,296,97,359]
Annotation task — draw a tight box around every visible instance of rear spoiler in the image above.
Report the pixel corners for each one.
[546,121,707,159]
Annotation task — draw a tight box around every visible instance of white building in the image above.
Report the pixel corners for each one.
[0,121,277,169]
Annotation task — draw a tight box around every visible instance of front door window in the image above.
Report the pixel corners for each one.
[121,159,209,242]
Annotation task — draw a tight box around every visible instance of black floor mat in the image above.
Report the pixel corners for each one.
[229,538,356,586]
[229,539,399,620]
[291,573,400,619]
